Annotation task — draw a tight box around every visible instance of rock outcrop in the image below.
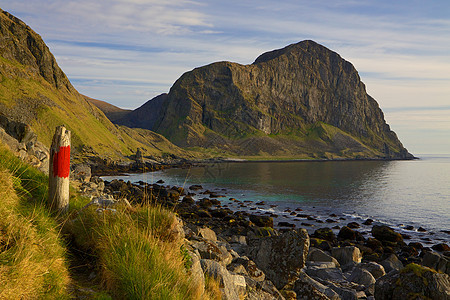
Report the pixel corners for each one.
[116,40,412,159]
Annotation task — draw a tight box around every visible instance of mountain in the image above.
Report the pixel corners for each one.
[115,40,412,159]
[85,96,131,122]
[0,8,186,161]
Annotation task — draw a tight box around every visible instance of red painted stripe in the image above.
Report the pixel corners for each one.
[53,145,71,178]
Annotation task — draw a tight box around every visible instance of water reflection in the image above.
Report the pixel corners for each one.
[103,158,450,233]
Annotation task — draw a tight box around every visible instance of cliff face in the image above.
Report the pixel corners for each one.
[0,8,186,160]
[0,10,72,91]
[118,40,411,159]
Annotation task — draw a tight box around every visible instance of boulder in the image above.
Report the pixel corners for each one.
[201,259,246,300]
[331,246,362,266]
[197,226,218,242]
[230,257,265,282]
[347,267,376,287]
[189,184,203,190]
[188,251,205,295]
[371,225,403,243]
[375,263,450,300]
[380,254,403,273]
[248,229,310,289]
[190,240,232,266]
[307,247,340,268]
[71,164,92,183]
[249,215,274,228]
[293,271,339,300]
[422,251,450,275]
[246,279,285,300]
[313,227,337,243]
[305,267,345,282]
[338,226,356,240]
[356,262,386,279]
[432,243,450,252]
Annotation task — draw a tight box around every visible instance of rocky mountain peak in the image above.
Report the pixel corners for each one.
[114,40,411,159]
[0,8,72,91]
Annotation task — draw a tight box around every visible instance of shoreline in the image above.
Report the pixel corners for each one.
[97,169,448,249]
[89,155,419,177]
[75,166,450,298]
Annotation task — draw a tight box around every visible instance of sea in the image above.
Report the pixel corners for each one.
[102,155,450,246]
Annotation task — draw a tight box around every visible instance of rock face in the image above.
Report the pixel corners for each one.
[375,263,450,300]
[117,40,412,159]
[247,228,310,289]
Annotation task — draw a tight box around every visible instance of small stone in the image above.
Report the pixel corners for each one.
[338,226,356,240]
[432,243,450,252]
[363,218,374,225]
[347,222,360,229]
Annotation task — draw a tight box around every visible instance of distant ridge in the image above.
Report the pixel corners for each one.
[113,40,412,159]
[85,96,131,122]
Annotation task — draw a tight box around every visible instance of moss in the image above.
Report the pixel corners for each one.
[401,263,436,276]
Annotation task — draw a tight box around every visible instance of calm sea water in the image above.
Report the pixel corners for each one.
[103,155,450,245]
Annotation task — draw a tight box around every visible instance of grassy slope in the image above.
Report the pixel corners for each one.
[0,144,218,299]
[0,145,69,298]
[0,56,188,161]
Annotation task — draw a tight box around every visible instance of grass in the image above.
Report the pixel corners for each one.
[0,144,219,299]
[64,197,210,299]
[0,55,190,161]
[0,146,69,299]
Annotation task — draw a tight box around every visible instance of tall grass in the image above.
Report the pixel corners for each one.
[0,146,69,299]
[0,144,219,299]
[65,201,207,299]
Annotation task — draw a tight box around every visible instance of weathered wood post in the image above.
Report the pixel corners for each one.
[48,125,71,214]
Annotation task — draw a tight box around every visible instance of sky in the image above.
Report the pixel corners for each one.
[1,0,449,154]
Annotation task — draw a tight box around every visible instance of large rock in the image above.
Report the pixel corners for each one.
[313,227,337,243]
[229,257,265,282]
[116,40,412,159]
[248,229,310,289]
[331,246,362,266]
[356,262,386,279]
[305,267,345,282]
[337,226,356,240]
[371,225,403,243]
[293,271,339,300]
[422,251,450,275]
[347,267,376,287]
[380,254,404,273]
[190,240,233,266]
[249,215,274,228]
[187,251,205,295]
[375,263,450,300]
[201,259,246,300]
[71,164,92,183]
[308,247,341,268]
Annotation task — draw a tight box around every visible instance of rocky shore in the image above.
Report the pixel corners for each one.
[72,165,450,300]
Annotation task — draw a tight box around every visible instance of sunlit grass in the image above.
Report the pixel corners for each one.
[0,146,69,299]
[65,201,208,299]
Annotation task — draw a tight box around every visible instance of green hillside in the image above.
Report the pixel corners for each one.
[0,8,187,161]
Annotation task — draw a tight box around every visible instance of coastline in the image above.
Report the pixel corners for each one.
[73,157,450,298]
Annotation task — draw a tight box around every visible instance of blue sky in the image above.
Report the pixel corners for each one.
[1,0,449,154]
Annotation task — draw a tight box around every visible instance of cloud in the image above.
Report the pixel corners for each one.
[2,0,450,153]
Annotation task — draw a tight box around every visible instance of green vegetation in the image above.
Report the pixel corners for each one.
[0,144,218,299]
[0,55,188,161]
[0,146,69,299]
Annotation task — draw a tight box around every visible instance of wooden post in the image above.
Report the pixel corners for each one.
[48,125,71,214]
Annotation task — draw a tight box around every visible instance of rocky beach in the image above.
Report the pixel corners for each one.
[71,161,450,300]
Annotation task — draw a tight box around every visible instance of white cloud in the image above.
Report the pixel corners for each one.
[2,0,450,153]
